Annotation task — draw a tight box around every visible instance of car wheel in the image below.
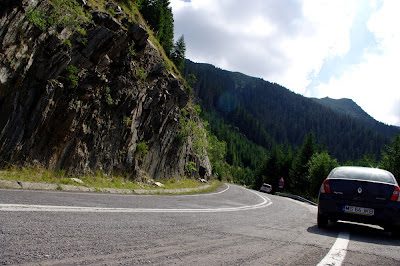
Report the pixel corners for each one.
[317,213,328,228]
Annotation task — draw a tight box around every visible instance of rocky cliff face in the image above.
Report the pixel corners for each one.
[0,0,212,180]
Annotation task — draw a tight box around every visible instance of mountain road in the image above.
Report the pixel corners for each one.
[1,184,399,265]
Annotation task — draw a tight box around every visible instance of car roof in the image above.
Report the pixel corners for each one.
[328,166,396,184]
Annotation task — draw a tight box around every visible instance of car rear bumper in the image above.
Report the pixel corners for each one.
[318,194,400,228]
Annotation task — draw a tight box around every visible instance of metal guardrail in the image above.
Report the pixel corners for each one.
[275,192,317,206]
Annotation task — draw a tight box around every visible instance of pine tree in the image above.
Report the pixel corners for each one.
[259,147,281,192]
[140,0,174,57]
[171,35,186,71]
[158,0,174,57]
[381,134,400,181]
[290,132,315,195]
[308,151,339,197]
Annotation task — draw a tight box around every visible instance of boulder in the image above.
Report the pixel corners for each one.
[106,2,124,18]
[153,181,164,188]
[91,10,121,32]
[170,78,189,108]
[128,23,149,47]
[70,178,85,184]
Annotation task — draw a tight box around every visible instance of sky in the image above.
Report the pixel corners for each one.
[170,0,400,127]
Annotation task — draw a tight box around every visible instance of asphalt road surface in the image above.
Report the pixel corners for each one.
[1,184,400,265]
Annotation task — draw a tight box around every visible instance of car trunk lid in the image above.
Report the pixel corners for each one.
[329,179,395,204]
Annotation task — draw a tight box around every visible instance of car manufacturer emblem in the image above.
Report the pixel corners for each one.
[358,187,363,194]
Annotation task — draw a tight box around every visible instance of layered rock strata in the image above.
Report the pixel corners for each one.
[0,0,211,180]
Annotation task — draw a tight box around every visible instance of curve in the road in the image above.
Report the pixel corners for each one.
[1,185,373,265]
[0,185,272,213]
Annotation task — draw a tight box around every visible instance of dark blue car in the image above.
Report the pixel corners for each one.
[318,166,400,234]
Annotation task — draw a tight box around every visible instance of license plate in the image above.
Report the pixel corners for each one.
[343,205,374,216]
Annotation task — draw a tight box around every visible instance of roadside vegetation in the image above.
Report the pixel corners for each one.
[26,0,91,33]
[255,132,400,202]
[0,166,220,193]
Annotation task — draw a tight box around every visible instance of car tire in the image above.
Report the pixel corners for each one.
[391,227,400,239]
[317,213,328,228]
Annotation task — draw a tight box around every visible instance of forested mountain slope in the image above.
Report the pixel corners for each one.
[183,60,399,163]
[312,97,400,137]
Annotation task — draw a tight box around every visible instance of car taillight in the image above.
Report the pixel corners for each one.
[320,179,331,194]
[390,186,400,202]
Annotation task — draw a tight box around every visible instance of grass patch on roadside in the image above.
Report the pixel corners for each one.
[165,181,222,195]
[0,167,74,185]
[0,166,220,193]
[160,177,204,189]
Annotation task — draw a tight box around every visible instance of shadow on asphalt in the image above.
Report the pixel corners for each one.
[307,221,400,245]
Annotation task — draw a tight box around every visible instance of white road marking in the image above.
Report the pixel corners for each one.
[0,183,231,197]
[0,201,272,213]
[317,232,350,266]
[0,185,272,213]
[278,196,349,265]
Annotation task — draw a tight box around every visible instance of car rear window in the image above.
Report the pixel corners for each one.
[330,167,396,184]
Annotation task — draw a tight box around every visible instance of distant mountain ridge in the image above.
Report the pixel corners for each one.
[312,97,399,136]
[183,59,400,163]
[312,97,370,120]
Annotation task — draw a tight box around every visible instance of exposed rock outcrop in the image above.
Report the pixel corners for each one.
[0,0,212,180]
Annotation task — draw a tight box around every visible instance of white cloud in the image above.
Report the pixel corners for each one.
[268,0,358,93]
[314,55,400,126]
[171,0,356,93]
[170,0,400,126]
[313,0,400,126]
